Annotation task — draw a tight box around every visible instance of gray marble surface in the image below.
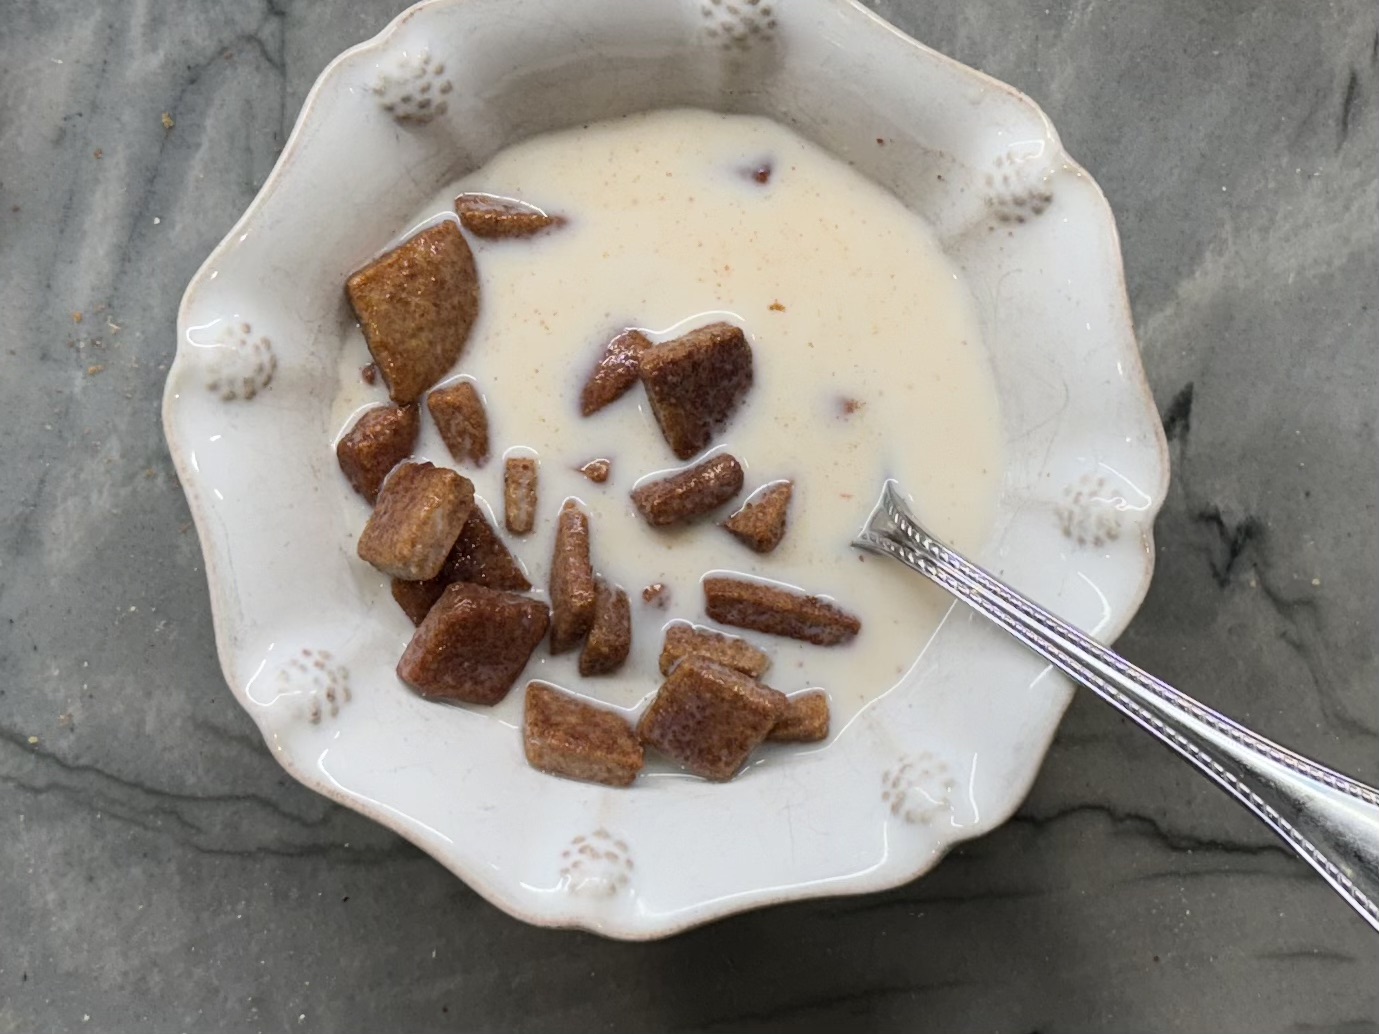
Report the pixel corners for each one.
[2,0,1376,1030]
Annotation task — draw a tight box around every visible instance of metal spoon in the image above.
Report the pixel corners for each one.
[854,480,1379,932]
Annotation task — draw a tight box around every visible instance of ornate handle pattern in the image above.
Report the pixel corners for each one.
[855,481,1379,932]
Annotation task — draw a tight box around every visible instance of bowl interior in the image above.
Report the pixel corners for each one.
[165,0,1166,937]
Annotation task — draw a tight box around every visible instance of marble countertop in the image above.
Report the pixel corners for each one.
[2,0,1375,1030]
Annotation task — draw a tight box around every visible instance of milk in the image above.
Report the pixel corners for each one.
[334,109,1003,731]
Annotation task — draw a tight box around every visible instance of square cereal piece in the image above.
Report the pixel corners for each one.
[579,329,651,416]
[579,580,631,676]
[636,655,786,781]
[345,221,479,404]
[523,682,643,787]
[456,193,565,239]
[444,507,530,591]
[504,457,538,534]
[335,403,420,503]
[703,575,860,646]
[357,462,474,580]
[659,621,769,678]
[722,480,793,553]
[630,453,743,526]
[638,322,753,459]
[397,584,550,705]
[767,690,830,743]
[427,380,489,466]
[391,508,528,625]
[391,575,448,626]
[548,500,596,653]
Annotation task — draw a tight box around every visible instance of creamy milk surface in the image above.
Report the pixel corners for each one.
[334,109,1004,731]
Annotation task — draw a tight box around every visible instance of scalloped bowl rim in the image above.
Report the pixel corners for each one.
[163,0,1169,938]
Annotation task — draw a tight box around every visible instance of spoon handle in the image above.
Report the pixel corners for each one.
[855,481,1379,932]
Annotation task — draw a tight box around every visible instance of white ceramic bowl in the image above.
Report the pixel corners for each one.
[163,0,1168,938]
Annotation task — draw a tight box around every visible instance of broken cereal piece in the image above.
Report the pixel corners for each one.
[346,221,479,404]
[335,403,420,503]
[722,480,793,553]
[455,192,566,239]
[391,575,448,626]
[504,457,538,535]
[659,621,770,678]
[630,453,743,527]
[548,499,596,653]
[579,328,651,416]
[397,584,549,705]
[702,575,861,646]
[767,690,831,743]
[357,462,474,580]
[638,322,753,459]
[444,507,530,591]
[636,655,786,781]
[642,582,670,608]
[427,380,489,466]
[579,580,632,676]
[523,682,644,787]
[577,458,611,483]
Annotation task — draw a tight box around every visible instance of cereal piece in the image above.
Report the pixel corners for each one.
[391,575,448,626]
[630,453,743,527]
[722,480,793,553]
[346,221,479,404]
[638,322,753,459]
[360,363,378,385]
[357,462,474,580]
[523,682,643,787]
[578,580,632,677]
[642,583,670,608]
[702,576,861,646]
[335,404,420,503]
[767,690,831,743]
[455,193,565,239]
[504,457,538,535]
[391,508,528,624]
[397,584,550,705]
[577,458,611,483]
[427,380,489,466]
[579,329,651,416]
[659,621,770,678]
[636,655,786,781]
[548,500,596,653]
[444,507,531,591]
